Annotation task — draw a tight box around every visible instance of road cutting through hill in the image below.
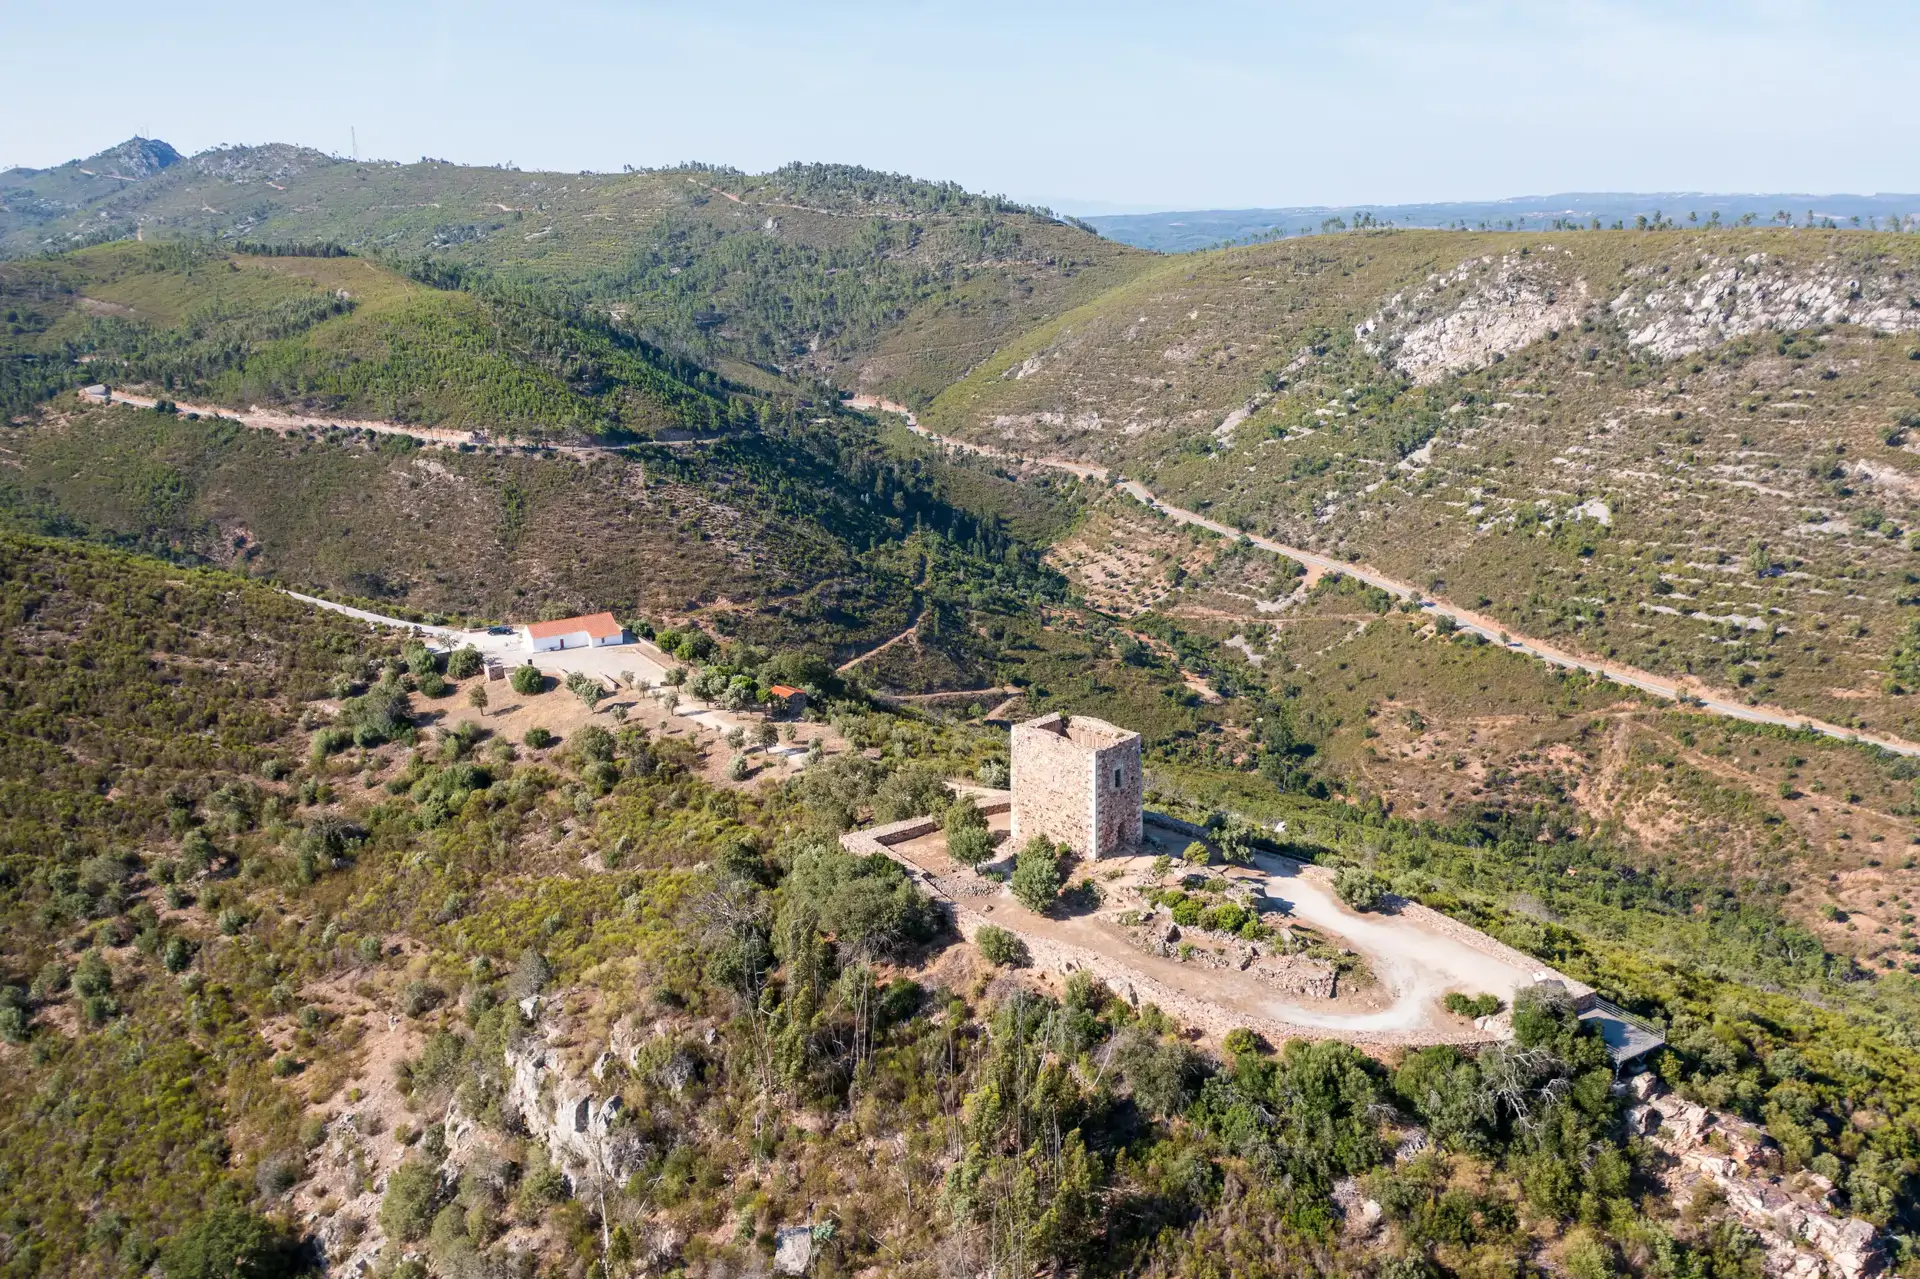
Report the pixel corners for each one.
[850,396,1920,759]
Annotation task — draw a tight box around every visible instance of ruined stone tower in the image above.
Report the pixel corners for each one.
[1010,712,1143,858]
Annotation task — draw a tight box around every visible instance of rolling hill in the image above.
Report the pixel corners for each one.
[924,226,1920,741]
[1,140,1150,407]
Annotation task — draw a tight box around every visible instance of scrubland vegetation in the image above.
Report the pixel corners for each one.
[4,142,1920,1279]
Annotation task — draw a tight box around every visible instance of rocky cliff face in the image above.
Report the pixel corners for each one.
[1609,253,1920,359]
[501,998,652,1194]
[1625,1072,1884,1279]
[1357,250,1591,384]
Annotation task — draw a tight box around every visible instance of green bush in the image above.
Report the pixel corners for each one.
[445,646,484,680]
[1335,866,1388,912]
[1443,992,1503,1019]
[1010,837,1065,913]
[947,825,994,868]
[404,644,439,677]
[1223,1027,1266,1056]
[524,727,554,749]
[573,724,615,762]
[417,672,450,698]
[310,725,353,759]
[510,664,543,695]
[976,924,1027,967]
[380,1159,443,1243]
[157,1207,304,1279]
[1181,840,1210,867]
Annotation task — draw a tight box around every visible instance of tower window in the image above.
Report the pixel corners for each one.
[1114,767,1123,790]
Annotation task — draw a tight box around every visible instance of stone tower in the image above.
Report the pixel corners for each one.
[1010,712,1143,858]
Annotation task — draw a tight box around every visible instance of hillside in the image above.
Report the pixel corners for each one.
[925,226,1920,741]
[0,241,740,438]
[4,531,1919,1278]
[0,141,1151,407]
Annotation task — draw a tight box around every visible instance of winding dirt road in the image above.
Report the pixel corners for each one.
[850,396,1920,758]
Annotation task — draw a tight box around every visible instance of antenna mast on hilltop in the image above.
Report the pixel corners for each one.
[351,127,357,162]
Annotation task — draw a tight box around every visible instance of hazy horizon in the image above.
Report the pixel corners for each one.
[4,1,1916,213]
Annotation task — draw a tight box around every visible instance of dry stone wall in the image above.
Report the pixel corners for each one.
[1011,713,1142,857]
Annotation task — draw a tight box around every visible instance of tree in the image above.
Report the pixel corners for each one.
[944,797,994,868]
[156,1207,304,1279]
[727,753,750,781]
[1010,837,1064,913]
[510,664,543,695]
[1181,840,1210,868]
[566,670,605,710]
[573,724,615,762]
[752,720,778,751]
[661,689,681,714]
[466,684,488,716]
[445,646,483,679]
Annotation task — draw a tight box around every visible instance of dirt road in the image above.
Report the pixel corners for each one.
[77,387,628,459]
[849,397,1920,758]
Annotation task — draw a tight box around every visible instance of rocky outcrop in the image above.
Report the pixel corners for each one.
[504,1022,647,1192]
[1610,253,1920,359]
[1357,251,1590,383]
[1630,1073,1883,1279]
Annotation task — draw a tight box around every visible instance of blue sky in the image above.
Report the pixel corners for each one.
[2,0,1913,212]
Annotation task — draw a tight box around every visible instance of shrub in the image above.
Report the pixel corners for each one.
[0,1004,26,1044]
[1200,901,1248,933]
[1010,837,1065,913]
[1182,840,1210,867]
[1223,1027,1266,1056]
[726,753,750,781]
[1335,867,1388,912]
[401,980,444,1017]
[524,727,554,749]
[976,924,1027,967]
[947,825,994,868]
[976,758,1010,788]
[445,646,483,680]
[1444,992,1504,1019]
[380,1159,443,1243]
[417,672,450,698]
[510,664,543,695]
[403,644,439,677]
[157,1207,303,1279]
[310,725,353,759]
[73,950,112,998]
[573,724,615,762]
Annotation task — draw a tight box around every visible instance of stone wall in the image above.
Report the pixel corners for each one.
[1011,713,1141,858]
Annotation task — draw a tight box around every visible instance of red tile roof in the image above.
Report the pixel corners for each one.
[768,684,804,698]
[523,611,623,640]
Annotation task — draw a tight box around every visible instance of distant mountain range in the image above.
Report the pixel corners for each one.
[1084,192,1920,253]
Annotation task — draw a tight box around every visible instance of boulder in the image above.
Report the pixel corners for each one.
[773,1225,815,1275]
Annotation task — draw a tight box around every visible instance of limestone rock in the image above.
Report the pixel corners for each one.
[773,1224,816,1275]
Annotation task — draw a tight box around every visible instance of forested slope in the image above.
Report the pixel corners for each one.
[1,143,1151,407]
